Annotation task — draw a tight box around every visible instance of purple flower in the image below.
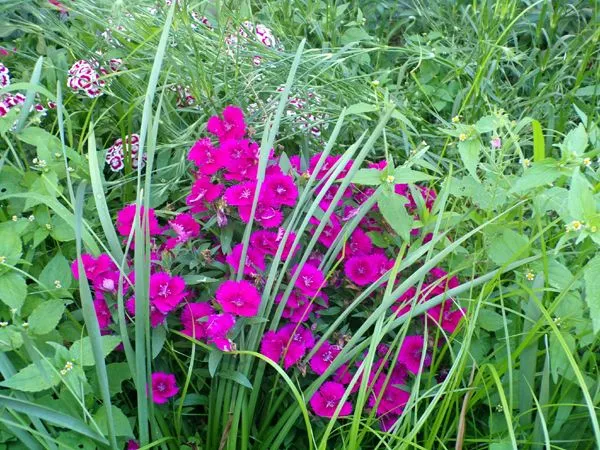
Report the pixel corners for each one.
[150,372,178,404]
[309,382,352,417]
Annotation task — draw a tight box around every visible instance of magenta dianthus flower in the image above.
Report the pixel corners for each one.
[398,335,430,375]
[188,138,223,174]
[309,341,341,375]
[292,263,326,297]
[149,272,187,313]
[215,280,261,317]
[344,255,379,286]
[207,106,246,142]
[116,204,162,237]
[150,372,179,404]
[309,382,353,418]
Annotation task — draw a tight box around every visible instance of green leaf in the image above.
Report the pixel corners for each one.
[28,300,66,335]
[377,193,414,241]
[70,336,121,366]
[182,274,219,285]
[351,168,383,185]
[393,167,435,184]
[532,119,545,161]
[511,159,562,193]
[0,360,60,392]
[0,227,23,266]
[583,254,600,335]
[208,349,223,377]
[0,326,24,351]
[478,309,509,332]
[219,369,253,390]
[152,325,167,359]
[0,272,27,311]
[489,229,529,266]
[346,102,378,116]
[474,115,504,133]
[568,171,595,220]
[574,85,600,97]
[340,27,372,45]
[457,139,481,180]
[50,215,75,242]
[39,253,72,291]
[106,363,132,396]
[367,231,390,249]
[93,405,133,437]
[563,124,588,156]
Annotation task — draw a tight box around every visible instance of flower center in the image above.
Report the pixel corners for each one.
[322,350,333,362]
[325,399,336,408]
[102,278,115,291]
[157,382,166,392]
[158,283,171,297]
[302,275,313,287]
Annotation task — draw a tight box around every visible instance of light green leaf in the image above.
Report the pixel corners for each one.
[532,119,545,162]
[478,309,510,332]
[0,227,23,266]
[457,138,481,180]
[340,27,372,45]
[346,102,378,116]
[28,300,66,335]
[393,167,435,184]
[568,171,595,220]
[377,193,413,241]
[489,229,529,266]
[0,326,24,351]
[351,168,383,185]
[474,115,504,133]
[106,363,132,396]
[0,272,27,311]
[563,124,588,155]
[0,360,60,392]
[511,159,562,193]
[50,215,75,242]
[70,336,121,366]
[39,253,72,291]
[583,254,600,335]
[93,405,133,437]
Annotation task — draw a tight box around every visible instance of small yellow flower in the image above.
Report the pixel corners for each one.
[522,158,531,168]
[386,175,395,183]
[60,369,68,376]
[525,271,535,281]
[64,361,74,371]
[22,322,28,328]
[452,115,461,123]
[591,225,598,233]
[28,215,35,222]
[0,256,5,264]
[11,215,17,222]
[45,223,52,230]
[458,133,468,142]
[54,280,62,289]
[371,80,380,87]
[583,157,592,167]
[0,322,8,327]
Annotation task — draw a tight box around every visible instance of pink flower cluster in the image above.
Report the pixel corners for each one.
[224,21,283,66]
[0,63,9,89]
[70,105,463,429]
[67,58,122,98]
[67,60,107,98]
[105,134,146,172]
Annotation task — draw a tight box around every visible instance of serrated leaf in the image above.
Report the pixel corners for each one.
[0,360,60,392]
[0,326,24,351]
[350,168,382,185]
[563,124,588,156]
[489,229,529,266]
[0,227,22,266]
[568,171,595,220]
[584,254,600,335]
[474,115,504,133]
[93,405,133,437]
[0,272,27,311]
[511,159,562,193]
[478,309,510,332]
[70,335,121,366]
[393,167,435,184]
[457,139,481,180]
[377,193,413,241]
[28,300,66,335]
[39,253,72,291]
